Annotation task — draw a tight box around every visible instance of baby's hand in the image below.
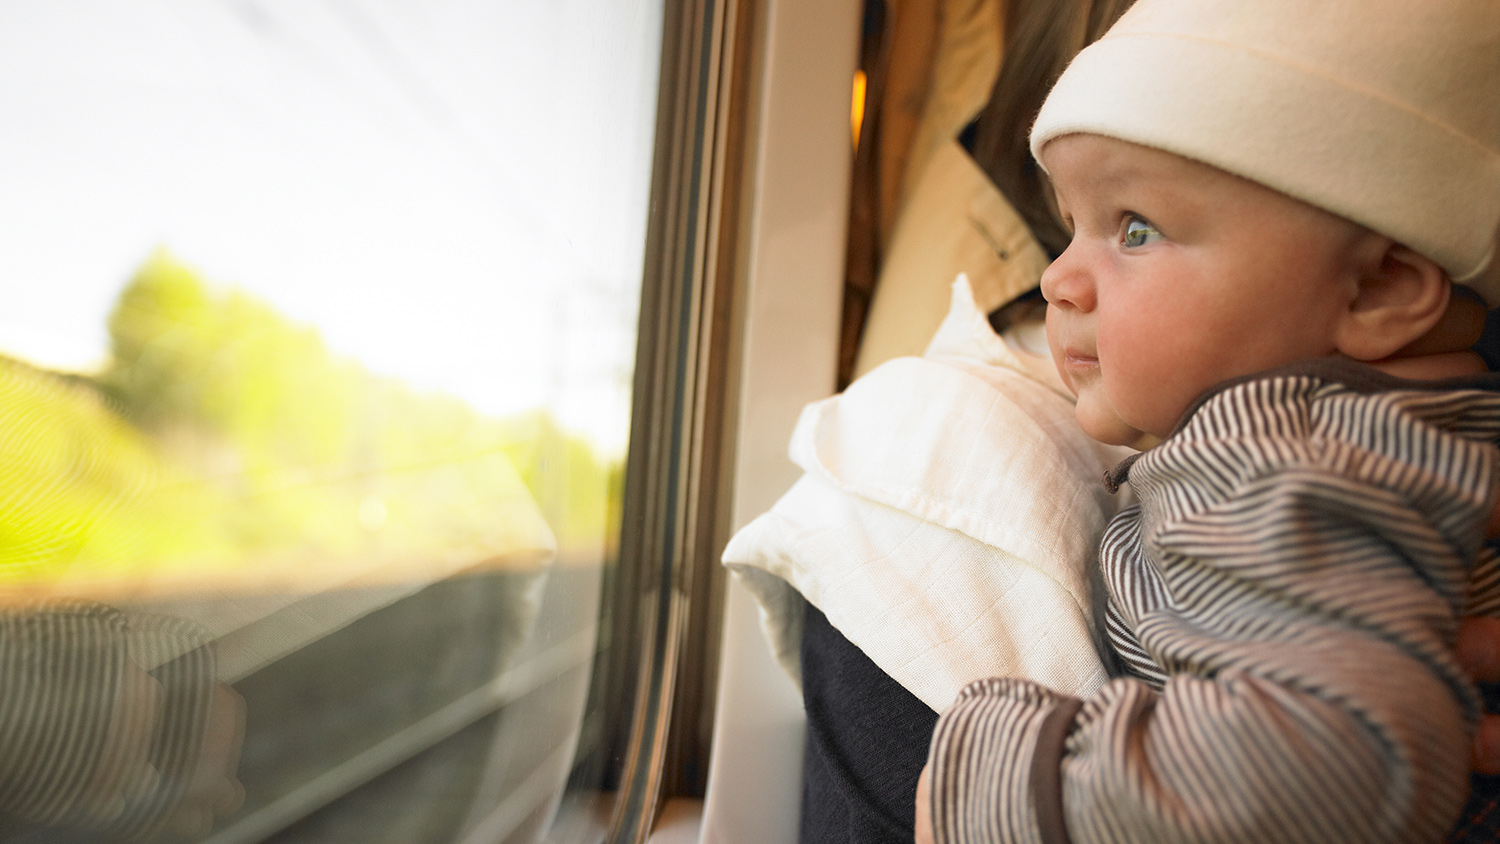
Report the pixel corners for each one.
[1370,351,1488,380]
[75,661,163,826]
[1459,618,1500,775]
[164,683,245,838]
[1369,290,1488,380]
[915,763,935,844]
[1460,493,1500,776]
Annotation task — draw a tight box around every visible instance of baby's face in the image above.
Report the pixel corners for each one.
[1039,134,1369,445]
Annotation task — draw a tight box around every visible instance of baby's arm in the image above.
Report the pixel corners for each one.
[0,604,241,840]
[928,618,1467,844]
[923,375,1494,844]
[926,513,1471,843]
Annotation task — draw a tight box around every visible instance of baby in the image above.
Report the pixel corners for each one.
[920,0,1500,842]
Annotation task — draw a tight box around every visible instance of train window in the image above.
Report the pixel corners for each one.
[0,1,745,841]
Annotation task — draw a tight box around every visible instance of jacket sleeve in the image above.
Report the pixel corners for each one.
[928,456,1487,844]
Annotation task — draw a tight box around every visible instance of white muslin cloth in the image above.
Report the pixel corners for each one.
[723,276,1133,712]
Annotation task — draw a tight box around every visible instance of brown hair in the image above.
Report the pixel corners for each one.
[969,0,1135,258]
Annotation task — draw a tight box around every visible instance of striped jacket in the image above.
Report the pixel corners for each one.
[928,360,1500,844]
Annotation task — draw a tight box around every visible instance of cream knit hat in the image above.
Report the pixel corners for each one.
[1029,0,1500,297]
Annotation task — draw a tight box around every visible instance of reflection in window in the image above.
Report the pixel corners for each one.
[0,1,661,842]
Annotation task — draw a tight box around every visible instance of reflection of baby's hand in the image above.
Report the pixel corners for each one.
[0,604,242,839]
[65,671,245,840]
[166,684,246,839]
[75,661,163,825]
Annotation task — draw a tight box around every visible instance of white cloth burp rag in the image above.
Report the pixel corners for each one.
[722,275,1134,712]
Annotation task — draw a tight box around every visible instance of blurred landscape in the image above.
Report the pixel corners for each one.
[0,252,622,599]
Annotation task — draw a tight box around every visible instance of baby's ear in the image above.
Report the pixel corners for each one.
[1336,242,1451,362]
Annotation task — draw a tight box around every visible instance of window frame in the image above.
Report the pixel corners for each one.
[593,0,761,839]
[597,0,864,840]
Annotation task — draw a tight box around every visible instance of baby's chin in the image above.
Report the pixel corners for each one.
[1075,405,1147,448]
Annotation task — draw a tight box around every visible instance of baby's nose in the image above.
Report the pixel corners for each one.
[1039,249,1095,312]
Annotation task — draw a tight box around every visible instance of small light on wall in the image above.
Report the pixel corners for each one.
[851,69,867,151]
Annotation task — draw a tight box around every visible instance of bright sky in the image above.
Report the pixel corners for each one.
[0,0,662,456]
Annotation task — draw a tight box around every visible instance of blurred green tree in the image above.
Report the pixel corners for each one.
[0,251,620,587]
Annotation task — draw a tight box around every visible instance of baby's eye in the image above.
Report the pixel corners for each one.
[1122,215,1163,248]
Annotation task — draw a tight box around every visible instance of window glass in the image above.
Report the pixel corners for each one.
[0,1,662,841]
